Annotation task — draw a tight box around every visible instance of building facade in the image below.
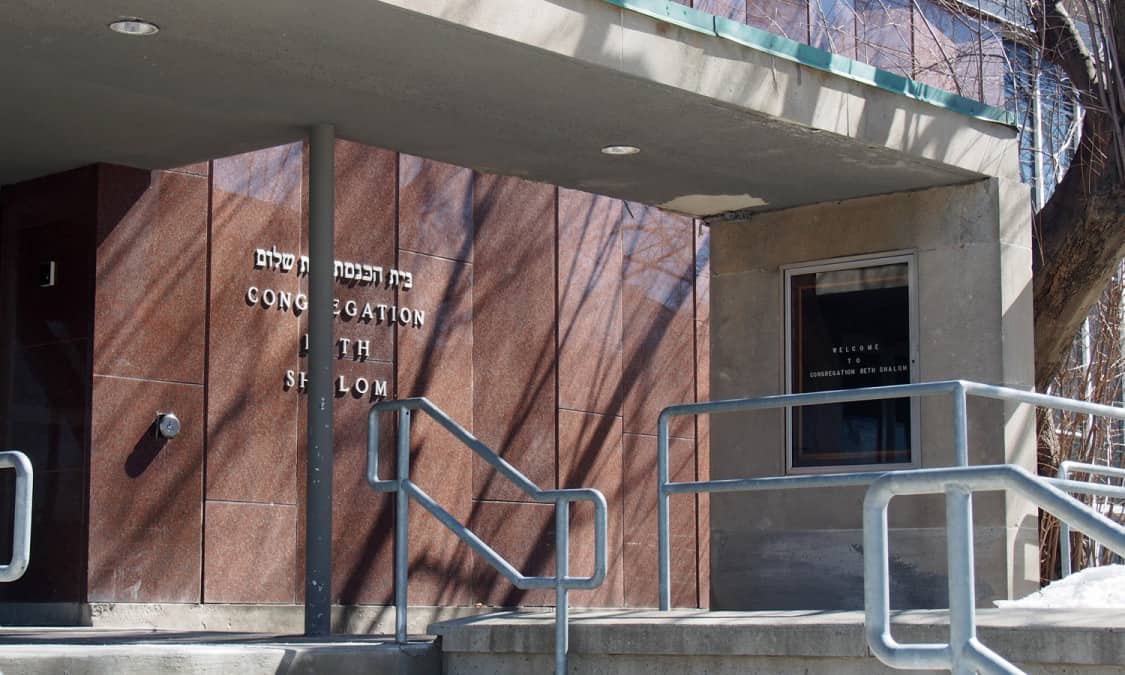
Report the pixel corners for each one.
[0,0,1047,622]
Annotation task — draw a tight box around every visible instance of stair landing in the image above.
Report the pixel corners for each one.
[430,607,1125,674]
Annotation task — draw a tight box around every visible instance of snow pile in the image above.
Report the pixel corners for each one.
[995,564,1125,609]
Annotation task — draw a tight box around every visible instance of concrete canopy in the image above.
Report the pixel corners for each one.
[0,0,1018,216]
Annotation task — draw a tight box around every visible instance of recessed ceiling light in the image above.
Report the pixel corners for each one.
[601,145,641,156]
[109,18,160,36]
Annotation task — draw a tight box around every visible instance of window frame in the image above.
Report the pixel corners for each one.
[782,250,921,474]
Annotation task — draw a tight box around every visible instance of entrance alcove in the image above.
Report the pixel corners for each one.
[709,178,1037,609]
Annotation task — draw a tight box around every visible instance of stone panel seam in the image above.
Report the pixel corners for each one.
[204,498,298,508]
[556,406,622,419]
[397,248,474,266]
[554,185,561,494]
[91,373,204,387]
[470,498,556,506]
[623,431,695,442]
[691,217,701,608]
[393,149,401,412]
[200,159,214,604]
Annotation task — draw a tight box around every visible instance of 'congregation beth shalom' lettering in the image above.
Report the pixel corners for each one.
[254,245,414,288]
[284,368,388,400]
[247,245,425,328]
[807,363,908,379]
[244,286,425,328]
[249,245,416,401]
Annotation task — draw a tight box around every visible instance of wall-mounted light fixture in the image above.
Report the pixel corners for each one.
[156,412,181,439]
[600,145,641,156]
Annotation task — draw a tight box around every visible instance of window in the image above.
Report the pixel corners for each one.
[784,253,918,472]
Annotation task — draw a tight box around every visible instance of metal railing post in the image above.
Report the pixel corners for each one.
[652,381,1125,674]
[947,383,976,674]
[863,477,949,670]
[366,398,606,675]
[0,451,32,583]
[1056,461,1125,577]
[945,484,976,675]
[1059,462,1073,577]
[864,464,1125,674]
[555,498,570,674]
[395,407,411,643]
[952,382,969,467]
[657,410,671,611]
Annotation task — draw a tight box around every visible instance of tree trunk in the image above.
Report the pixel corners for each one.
[1033,144,1125,391]
[1032,1,1125,391]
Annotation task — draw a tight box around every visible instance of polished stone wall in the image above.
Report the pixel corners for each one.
[0,141,710,611]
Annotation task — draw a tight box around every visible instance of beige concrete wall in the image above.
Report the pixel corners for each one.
[709,178,1036,609]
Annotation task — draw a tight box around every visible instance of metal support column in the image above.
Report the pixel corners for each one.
[305,123,335,636]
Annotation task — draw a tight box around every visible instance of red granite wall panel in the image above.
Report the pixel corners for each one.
[856,0,912,78]
[399,155,473,263]
[203,145,303,604]
[204,500,297,603]
[468,500,556,606]
[747,0,809,41]
[207,144,303,506]
[395,250,475,605]
[913,0,983,101]
[695,0,746,21]
[621,205,695,439]
[471,174,557,501]
[293,141,399,603]
[695,224,710,327]
[622,433,697,608]
[173,163,210,177]
[980,21,1007,109]
[695,224,711,609]
[329,359,395,604]
[0,139,711,610]
[323,141,397,357]
[94,167,208,384]
[810,0,858,59]
[557,189,623,418]
[291,361,397,604]
[87,376,203,602]
[559,409,623,607]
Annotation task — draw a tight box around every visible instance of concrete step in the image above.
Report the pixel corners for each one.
[0,630,440,675]
[430,608,1125,674]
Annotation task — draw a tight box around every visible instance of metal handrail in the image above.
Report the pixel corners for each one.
[367,397,607,675]
[863,464,1125,674]
[655,379,1125,610]
[1057,461,1125,576]
[0,450,32,582]
[654,380,1125,674]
